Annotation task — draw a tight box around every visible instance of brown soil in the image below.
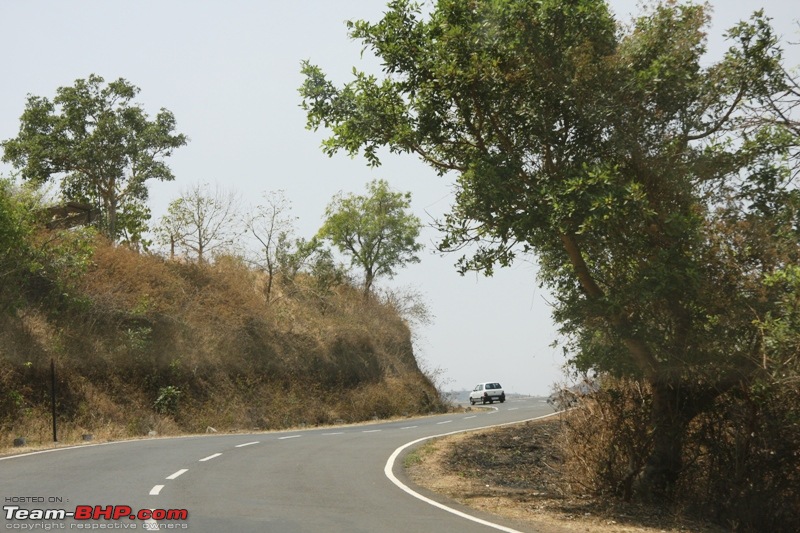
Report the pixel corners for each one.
[405,417,728,533]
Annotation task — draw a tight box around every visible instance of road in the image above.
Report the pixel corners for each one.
[1,397,555,532]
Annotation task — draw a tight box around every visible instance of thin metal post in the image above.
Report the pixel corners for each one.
[51,358,57,442]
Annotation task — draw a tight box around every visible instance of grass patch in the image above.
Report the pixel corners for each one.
[404,440,438,468]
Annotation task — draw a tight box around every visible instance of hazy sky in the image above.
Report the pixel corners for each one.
[1,1,797,395]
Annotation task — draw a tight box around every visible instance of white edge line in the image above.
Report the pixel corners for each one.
[149,485,164,496]
[199,453,222,462]
[235,441,259,448]
[384,411,561,533]
[166,469,188,480]
[0,433,227,462]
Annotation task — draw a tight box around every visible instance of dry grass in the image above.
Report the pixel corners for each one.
[407,418,728,533]
[1,239,445,452]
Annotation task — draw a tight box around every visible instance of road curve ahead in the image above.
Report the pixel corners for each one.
[1,397,555,532]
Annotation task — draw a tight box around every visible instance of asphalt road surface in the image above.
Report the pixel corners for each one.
[1,397,555,532]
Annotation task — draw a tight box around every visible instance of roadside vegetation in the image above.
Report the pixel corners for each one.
[302,0,800,531]
[408,415,729,533]
[0,211,443,449]
[555,379,800,532]
[412,379,799,532]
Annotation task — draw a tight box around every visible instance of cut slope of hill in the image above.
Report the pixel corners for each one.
[1,239,444,450]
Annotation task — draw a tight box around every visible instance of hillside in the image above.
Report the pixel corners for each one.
[0,236,444,451]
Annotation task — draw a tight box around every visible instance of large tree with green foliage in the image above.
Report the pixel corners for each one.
[301,0,799,494]
[1,74,187,243]
[319,179,422,296]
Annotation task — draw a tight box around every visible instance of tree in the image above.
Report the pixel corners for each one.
[319,179,422,296]
[245,190,297,302]
[0,179,35,310]
[156,182,242,263]
[0,178,96,312]
[1,74,187,242]
[300,0,797,494]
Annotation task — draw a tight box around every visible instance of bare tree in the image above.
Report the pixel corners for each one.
[157,182,242,263]
[245,190,296,302]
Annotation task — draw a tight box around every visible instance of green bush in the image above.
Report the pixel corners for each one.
[154,386,182,416]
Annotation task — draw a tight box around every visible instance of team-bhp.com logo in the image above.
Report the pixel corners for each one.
[4,505,188,527]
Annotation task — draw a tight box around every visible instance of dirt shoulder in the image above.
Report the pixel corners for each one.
[404,416,727,533]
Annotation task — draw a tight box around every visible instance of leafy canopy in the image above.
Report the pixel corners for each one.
[319,178,422,295]
[2,74,187,243]
[300,0,795,384]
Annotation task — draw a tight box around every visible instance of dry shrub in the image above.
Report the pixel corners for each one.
[338,375,444,421]
[556,377,800,532]
[557,378,652,500]
[680,382,800,533]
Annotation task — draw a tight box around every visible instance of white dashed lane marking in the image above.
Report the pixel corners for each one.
[146,408,530,507]
[166,469,188,480]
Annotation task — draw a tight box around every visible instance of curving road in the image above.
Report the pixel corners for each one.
[1,397,555,532]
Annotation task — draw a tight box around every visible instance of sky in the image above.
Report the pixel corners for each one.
[1,1,798,396]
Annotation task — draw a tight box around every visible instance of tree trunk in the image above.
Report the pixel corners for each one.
[638,378,722,498]
[104,177,117,242]
[638,378,689,498]
[265,258,274,304]
[559,230,712,497]
[363,269,374,298]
